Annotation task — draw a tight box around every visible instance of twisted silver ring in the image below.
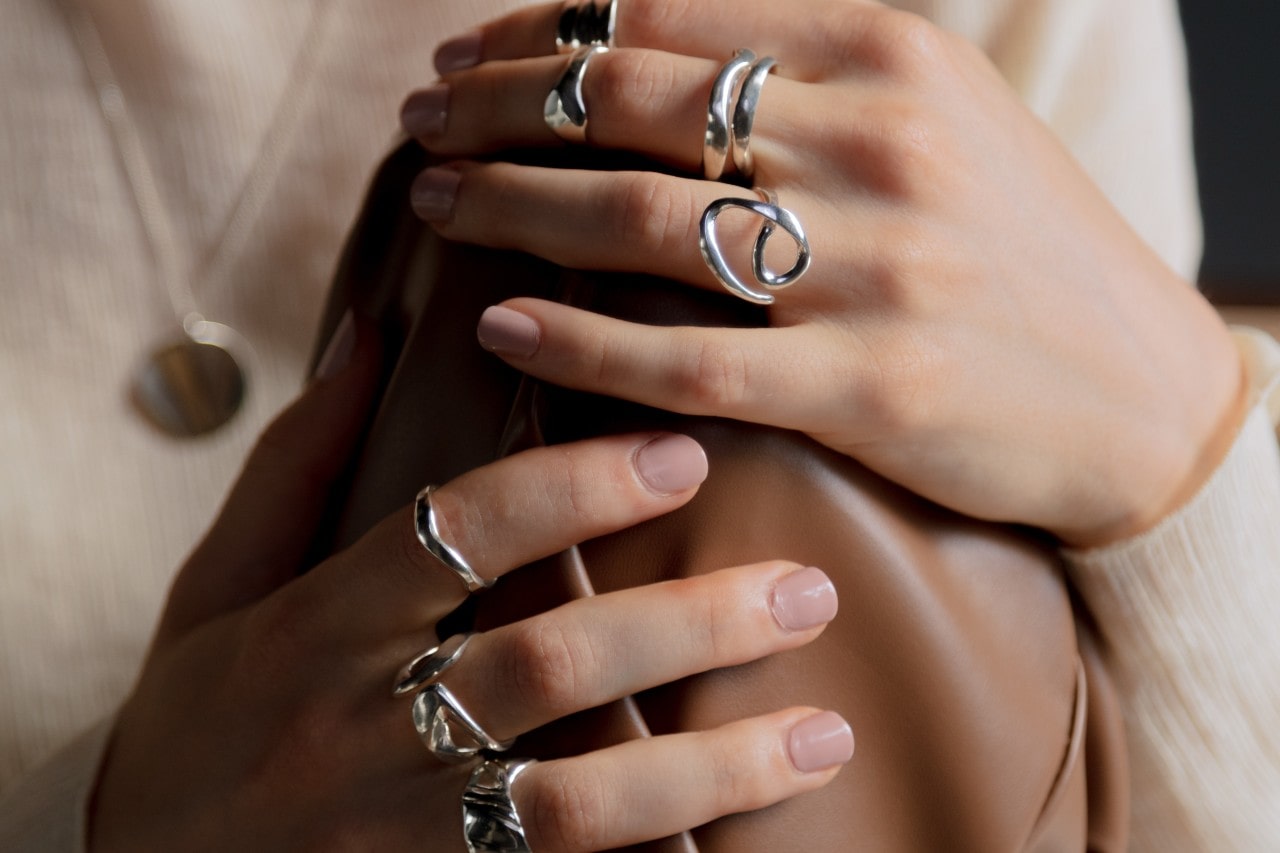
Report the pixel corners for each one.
[731,56,777,180]
[393,632,474,697]
[463,758,536,853]
[699,188,812,305]
[544,44,608,143]
[556,0,617,53]
[414,682,515,764]
[703,49,755,181]
[416,486,492,593]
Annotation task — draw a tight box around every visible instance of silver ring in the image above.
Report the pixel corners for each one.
[463,758,536,853]
[544,44,608,143]
[556,0,617,53]
[699,188,812,305]
[703,49,755,181]
[415,485,492,593]
[731,56,777,180]
[393,632,474,697]
[414,682,515,763]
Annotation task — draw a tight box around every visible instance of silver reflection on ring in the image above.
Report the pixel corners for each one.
[393,632,474,697]
[416,485,492,593]
[731,56,777,180]
[544,44,608,143]
[414,683,515,764]
[703,49,755,181]
[463,758,536,853]
[699,188,812,305]
[556,0,617,53]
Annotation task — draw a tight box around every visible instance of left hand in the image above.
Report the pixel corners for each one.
[401,0,1243,547]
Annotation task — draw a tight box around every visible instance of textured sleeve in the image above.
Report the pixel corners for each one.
[0,719,111,853]
[1064,328,1280,851]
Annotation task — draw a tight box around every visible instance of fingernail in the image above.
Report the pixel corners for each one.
[788,711,855,774]
[635,434,709,494]
[477,305,541,358]
[313,310,356,381]
[401,84,449,139]
[434,30,483,74]
[410,166,461,222]
[771,567,838,632]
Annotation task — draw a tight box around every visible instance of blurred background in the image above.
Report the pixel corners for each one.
[1179,0,1280,305]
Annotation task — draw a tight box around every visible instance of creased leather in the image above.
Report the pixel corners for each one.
[310,141,1128,852]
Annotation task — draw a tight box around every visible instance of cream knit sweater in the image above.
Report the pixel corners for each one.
[1,0,1276,849]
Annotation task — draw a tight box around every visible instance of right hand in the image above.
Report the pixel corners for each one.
[89,320,851,852]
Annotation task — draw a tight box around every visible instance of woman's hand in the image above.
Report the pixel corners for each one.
[89,318,850,852]
[402,0,1244,547]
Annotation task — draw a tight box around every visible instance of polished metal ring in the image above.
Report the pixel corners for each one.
[699,188,812,305]
[731,56,777,180]
[416,486,493,593]
[393,632,474,697]
[414,682,515,764]
[556,0,618,53]
[703,49,755,181]
[544,44,608,143]
[463,758,536,853]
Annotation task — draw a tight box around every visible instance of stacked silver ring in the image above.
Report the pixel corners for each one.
[544,44,608,143]
[416,486,493,593]
[702,49,778,183]
[463,759,536,853]
[556,0,617,53]
[414,682,516,763]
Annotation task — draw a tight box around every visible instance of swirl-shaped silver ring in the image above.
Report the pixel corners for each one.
[731,56,777,180]
[555,0,617,53]
[463,758,536,853]
[393,632,474,697]
[544,44,608,143]
[416,486,492,593]
[413,682,515,764]
[699,188,812,305]
[703,49,755,181]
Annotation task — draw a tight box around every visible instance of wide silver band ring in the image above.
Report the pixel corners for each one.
[556,0,617,53]
[699,188,812,305]
[544,44,608,143]
[416,486,492,593]
[463,758,536,853]
[393,632,474,697]
[731,56,777,180]
[703,49,755,181]
[414,682,515,764]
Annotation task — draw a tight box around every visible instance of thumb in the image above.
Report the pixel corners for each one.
[158,312,381,641]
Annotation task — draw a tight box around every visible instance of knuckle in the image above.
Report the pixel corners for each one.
[841,99,943,201]
[701,729,774,813]
[670,332,750,411]
[612,173,694,260]
[592,49,674,123]
[526,764,609,853]
[505,618,594,712]
[622,0,695,46]
[859,9,950,78]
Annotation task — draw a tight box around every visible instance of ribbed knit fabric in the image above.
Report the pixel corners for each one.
[1,1,1263,851]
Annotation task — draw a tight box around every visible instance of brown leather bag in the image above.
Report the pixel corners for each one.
[311,141,1129,852]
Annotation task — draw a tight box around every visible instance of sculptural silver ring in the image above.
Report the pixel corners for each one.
[703,49,755,181]
[415,486,493,593]
[731,56,777,180]
[414,682,515,763]
[556,0,617,53]
[463,758,536,853]
[700,188,812,305]
[393,632,474,697]
[544,44,608,143]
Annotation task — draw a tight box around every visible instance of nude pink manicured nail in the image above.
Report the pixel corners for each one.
[788,711,855,774]
[434,30,483,74]
[771,567,838,632]
[634,434,709,494]
[410,166,460,222]
[401,85,449,139]
[477,305,541,358]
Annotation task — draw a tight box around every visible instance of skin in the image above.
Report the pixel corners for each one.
[88,318,850,852]
[404,0,1246,548]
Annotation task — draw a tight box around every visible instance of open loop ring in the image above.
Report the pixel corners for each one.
[544,44,608,143]
[393,632,475,697]
[415,486,493,593]
[413,682,515,764]
[556,0,618,53]
[463,758,536,853]
[699,188,812,305]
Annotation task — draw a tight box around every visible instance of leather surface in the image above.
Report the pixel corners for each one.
[312,142,1128,852]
